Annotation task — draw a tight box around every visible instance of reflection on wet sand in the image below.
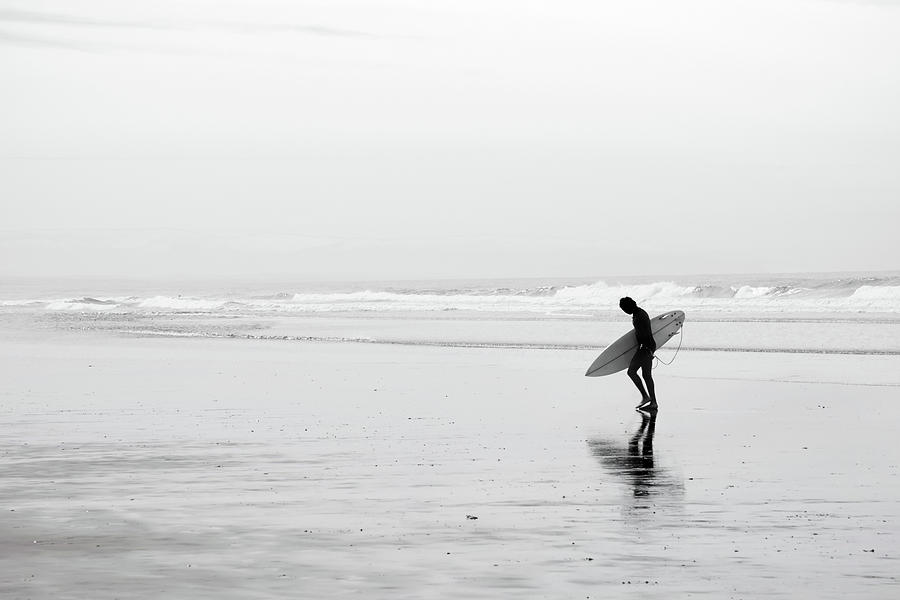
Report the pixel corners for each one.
[588,411,683,509]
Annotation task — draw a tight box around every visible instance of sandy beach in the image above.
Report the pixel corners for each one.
[2,330,898,599]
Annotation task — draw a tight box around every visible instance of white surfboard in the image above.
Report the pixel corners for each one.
[585,310,685,377]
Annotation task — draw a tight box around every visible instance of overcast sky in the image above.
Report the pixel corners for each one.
[1,0,898,280]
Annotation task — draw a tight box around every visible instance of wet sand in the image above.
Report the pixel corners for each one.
[1,334,898,598]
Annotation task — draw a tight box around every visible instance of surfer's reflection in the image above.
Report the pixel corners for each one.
[588,411,682,505]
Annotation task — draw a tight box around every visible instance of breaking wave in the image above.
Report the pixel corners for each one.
[4,275,900,316]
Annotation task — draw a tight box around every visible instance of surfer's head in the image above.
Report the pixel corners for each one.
[619,297,636,314]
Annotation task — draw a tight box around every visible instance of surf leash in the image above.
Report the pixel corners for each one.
[653,324,684,368]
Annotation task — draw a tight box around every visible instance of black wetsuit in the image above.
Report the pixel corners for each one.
[630,306,656,370]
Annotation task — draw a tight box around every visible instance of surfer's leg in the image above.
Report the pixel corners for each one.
[641,356,657,408]
[627,355,650,407]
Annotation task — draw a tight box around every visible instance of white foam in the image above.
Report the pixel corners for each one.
[553,281,697,305]
[137,296,228,310]
[733,285,772,299]
[45,300,120,311]
[0,299,44,307]
[850,286,900,301]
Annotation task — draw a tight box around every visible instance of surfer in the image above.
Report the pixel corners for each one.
[619,297,657,410]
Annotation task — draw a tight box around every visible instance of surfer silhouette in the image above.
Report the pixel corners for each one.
[619,297,657,410]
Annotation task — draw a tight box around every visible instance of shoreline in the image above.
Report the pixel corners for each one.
[6,308,900,357]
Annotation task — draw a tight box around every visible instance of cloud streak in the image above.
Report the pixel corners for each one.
[0,7,380,49]
[0,27,111,53]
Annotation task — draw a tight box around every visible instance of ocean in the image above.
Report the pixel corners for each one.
[3,271,899,358]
